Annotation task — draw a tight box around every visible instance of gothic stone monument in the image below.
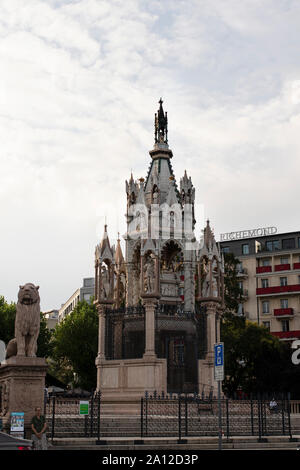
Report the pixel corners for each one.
[0,283,48,437]
[94,100,225,410]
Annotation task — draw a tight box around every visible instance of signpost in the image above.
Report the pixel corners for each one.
[214,343,224,451]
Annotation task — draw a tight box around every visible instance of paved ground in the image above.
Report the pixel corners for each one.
[47,434,300,451]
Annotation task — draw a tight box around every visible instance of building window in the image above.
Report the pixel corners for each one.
[261,279,269,288]
[173,338,185,365]
[280,299,288,309]
[242,244,249,255]
[266,240,280,251]
[282,238,295,250]
[263,321,270,331]
[83,293,92,302]
[280,256,289,264]
[298,238,300,249]
[236,262,243,272]
[222,247,230,254]
[237,304,244,316]
[262,301,269,314]
[262,259,271,266]
[280,277,288,287]
[282,320,289,332]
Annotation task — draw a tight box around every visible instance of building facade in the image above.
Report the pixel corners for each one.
[58,277,95,322]
[43,309,59,330]
[94,100,225,403]
[220,230,300,342]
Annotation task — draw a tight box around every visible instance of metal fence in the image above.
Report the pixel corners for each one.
[141,392,293,441]
[46,391,293,442]
[46,392,102,443]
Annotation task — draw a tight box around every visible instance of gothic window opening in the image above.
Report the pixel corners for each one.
[161,240,183,273]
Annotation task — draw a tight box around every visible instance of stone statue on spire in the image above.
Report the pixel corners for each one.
[155,98,168,146]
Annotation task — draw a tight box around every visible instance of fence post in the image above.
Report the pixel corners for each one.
[90,391,94,437]
[226,398,229,439]
[178,395,182,443]
[287,392,293,441]
[185,395,188,437]
[145,393,148,437]
[250,394,254,436]
[281,393,285,435]
[97,391,101,442]
[51,395,55,445]
[257,394,262,441]
[141,397,144,439]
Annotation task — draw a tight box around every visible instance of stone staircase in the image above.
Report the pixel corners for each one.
[46,412,291,439]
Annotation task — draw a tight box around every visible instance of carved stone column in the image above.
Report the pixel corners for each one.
[95,301,113,391]
[142,296,159,359]
[197,298,222,395]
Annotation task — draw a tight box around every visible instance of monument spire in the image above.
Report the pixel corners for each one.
[155,97,168,146]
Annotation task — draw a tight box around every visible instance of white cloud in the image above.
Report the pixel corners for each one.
[0,0,299,310]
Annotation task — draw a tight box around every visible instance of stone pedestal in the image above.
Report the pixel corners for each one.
[0,356,48,438]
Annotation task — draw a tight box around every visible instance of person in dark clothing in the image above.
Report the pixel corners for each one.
[31,407,48,450]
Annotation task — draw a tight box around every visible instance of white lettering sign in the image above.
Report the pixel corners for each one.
[220,226,277,242]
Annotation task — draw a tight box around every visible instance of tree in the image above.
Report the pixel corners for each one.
[220,254,294,396]
[221,313,287,396]
[0,296,15,345]
[51,300,98,390]
[223,252,244,312]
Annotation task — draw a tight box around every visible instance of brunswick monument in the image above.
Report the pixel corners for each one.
[94,100,225,409]
[0,283,47,437]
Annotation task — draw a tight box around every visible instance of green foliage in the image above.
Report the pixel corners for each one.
[51,300,98,391]
[223,253,243,312]
[221,254,300,396]
[0,296,16,345]
[221,313,287,395]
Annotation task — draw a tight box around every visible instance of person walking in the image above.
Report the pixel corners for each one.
[31,407,48,450]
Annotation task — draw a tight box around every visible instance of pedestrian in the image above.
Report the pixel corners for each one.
[269,398,278,413]
[31,406,48,450]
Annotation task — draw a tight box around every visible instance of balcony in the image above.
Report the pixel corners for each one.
[271,330,300,340]
[256,266,272,274]
[274,264,291,272]
[294,262,300,270]
[256,284,300,296]
[274,308,294,317]
[236,268,248,277]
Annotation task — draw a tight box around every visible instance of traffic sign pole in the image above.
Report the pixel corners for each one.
[214,342,224,451]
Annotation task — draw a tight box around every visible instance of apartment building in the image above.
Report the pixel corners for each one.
[58,277,95,323]
[219,230,300,342]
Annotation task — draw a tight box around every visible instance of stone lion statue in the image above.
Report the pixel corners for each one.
[6,283,40,359]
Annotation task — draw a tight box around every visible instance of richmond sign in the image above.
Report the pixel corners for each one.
[220,226,278,242]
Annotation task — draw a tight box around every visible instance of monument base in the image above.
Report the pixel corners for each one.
[96,356,167,413]
[198,358,219,396]
[0,356,48,438]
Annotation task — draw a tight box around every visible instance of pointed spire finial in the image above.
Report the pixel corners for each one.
[155,98,168,146]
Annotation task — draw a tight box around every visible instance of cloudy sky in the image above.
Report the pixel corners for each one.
[1,0,300,311]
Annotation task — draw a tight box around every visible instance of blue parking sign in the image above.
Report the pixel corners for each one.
[214,343,224,367]
[214,343,224,381]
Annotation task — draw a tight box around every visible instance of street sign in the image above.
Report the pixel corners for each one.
[214,342,224,381]
[79,401,89,416]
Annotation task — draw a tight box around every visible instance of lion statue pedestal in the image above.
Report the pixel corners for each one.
[0,284,48,438]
